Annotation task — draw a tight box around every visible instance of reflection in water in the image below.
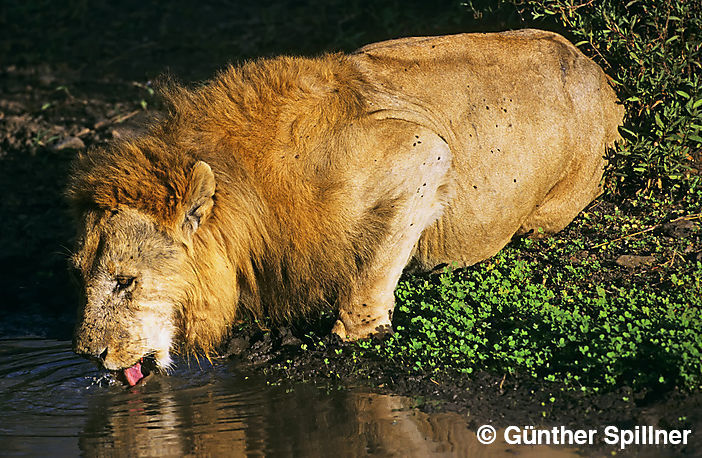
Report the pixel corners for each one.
[0,339,579,457]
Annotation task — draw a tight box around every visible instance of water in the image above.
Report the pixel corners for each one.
[0,339,579,457]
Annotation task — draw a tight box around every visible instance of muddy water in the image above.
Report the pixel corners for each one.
[0,339,579,457]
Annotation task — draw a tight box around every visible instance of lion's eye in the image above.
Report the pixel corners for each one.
[115,276,136,291]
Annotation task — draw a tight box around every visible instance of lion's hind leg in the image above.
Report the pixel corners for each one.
[518,148,606,236]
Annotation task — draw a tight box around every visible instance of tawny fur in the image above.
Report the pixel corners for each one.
[68,30,624,368]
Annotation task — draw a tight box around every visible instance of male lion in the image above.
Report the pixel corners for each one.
[68,29,623,385]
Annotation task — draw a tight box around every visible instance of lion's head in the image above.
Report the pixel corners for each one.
[69,160,219,385]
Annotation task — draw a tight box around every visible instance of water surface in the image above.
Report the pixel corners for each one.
[0,339,580,457]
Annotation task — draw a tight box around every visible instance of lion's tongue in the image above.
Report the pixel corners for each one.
[123,362,144,386]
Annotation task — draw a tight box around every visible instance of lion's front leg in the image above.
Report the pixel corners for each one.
[333,122,453,341]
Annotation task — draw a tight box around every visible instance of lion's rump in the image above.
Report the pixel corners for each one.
[351,29,623,268]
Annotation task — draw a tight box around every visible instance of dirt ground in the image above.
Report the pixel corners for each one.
[1,2,700,456]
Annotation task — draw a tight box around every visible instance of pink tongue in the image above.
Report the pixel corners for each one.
[123,362,144,386]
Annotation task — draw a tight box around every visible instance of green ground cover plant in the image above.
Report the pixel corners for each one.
[361,182,701,391]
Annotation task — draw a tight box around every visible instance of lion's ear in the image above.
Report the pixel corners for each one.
[182,161,216,236]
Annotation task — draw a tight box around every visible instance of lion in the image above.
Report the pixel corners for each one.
[68,29,623,385]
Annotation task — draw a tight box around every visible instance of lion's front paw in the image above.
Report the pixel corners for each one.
[332,315,393,341]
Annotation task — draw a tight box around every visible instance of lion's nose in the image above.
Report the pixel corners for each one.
[77,345,109,365]
[86,347,109,362]
[73,334,108,362]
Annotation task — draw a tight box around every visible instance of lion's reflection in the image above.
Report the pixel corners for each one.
[78,373,579,457]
